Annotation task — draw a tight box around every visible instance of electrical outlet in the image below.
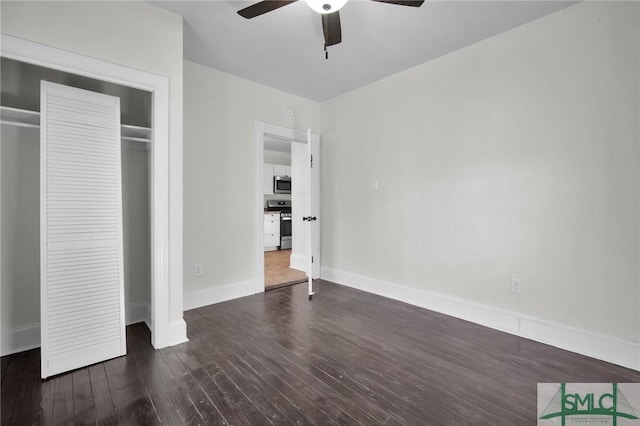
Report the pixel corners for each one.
[511,278,522,294]
[194,264,202,277]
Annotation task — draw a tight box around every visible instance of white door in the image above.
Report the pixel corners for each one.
[290,132,320,298]
[305,130,320,299]
[40,81,126,378]
[291,143,308,272]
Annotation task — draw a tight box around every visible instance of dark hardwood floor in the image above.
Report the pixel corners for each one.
[2,280,639,425]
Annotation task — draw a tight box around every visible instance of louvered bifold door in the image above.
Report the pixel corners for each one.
[40,81,126,379]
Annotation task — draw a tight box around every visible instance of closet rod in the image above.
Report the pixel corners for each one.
[1,106,152,145]
[0,120,39,130]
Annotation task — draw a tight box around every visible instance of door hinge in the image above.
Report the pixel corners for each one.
[310,154,313,169]
[312,256,314,263]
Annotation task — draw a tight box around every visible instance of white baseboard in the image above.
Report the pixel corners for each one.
[1,301,152,357]
[1,322,40,357]
[321,267,640,372]
[183,279,256,311]
[289,253,306,272]
[127,302,152,329]
[167,319,189,346]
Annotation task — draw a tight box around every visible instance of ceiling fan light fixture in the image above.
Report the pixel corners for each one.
[305,0,348,14]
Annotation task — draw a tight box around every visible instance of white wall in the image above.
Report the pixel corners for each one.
[0,125,150,336]
[1,1,184,342]
[1,126,39,330]
[321,1,639,348]
[183,61,320,305]
[121,148,152,308]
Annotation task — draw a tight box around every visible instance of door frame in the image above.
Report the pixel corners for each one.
[0,35,186,349]
[254,121,320,294]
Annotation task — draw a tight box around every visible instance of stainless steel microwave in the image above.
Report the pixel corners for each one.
[274,176,291,194]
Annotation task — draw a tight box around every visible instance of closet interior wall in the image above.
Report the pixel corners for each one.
[1,58,152,350]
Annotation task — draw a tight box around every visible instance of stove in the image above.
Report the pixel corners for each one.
[266,199,291,212]
[266,200,292,250]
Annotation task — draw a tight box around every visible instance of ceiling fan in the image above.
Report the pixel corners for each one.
[238,0,424,55]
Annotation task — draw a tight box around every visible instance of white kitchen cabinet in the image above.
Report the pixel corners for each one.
[273,164,291,177]
[263,163,274,195]
[273,164,286,176]
[264,215,280,234]
[264,233,280,248]
[264,213,280,251]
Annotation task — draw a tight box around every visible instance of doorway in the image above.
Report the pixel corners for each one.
[263,138,306,290]
[253,121,320,295]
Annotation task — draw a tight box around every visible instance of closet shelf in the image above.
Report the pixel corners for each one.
[1,106,152,146]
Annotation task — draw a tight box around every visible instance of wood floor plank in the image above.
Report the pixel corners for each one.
[0,354,9,385]
[1,353,25,424]
[104,356,159,425]
[189,327,341,425]
[215,295,418,420]
[123,323,200,424]
[171,351,228,426]
[283,295,531,423]
[2,280,640,425]
[72,368,97,425]
[210,298,447,425]
[31,376,56,426]
[265,329,428,424]
[134,355,189,425]
[240,342,370,425]
[216,355,315,426]
[204,360,289,425]
[51,369,75,426]
[153,350,211,426]
[304,286,576,410]
[232,346,345,425]
[2,350,43,425]
[88,363,119,425]
[288,287,539,422]
[190,365,260,426]
[258,336,390,424]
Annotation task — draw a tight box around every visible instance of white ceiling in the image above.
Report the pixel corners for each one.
[150,0,576,102]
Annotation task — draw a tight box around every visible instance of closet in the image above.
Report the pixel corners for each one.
[1,58,152,377]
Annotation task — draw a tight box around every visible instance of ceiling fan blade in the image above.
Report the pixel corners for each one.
[370,0,425,6]
[237,1,298,19]
[322,11,342,47]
